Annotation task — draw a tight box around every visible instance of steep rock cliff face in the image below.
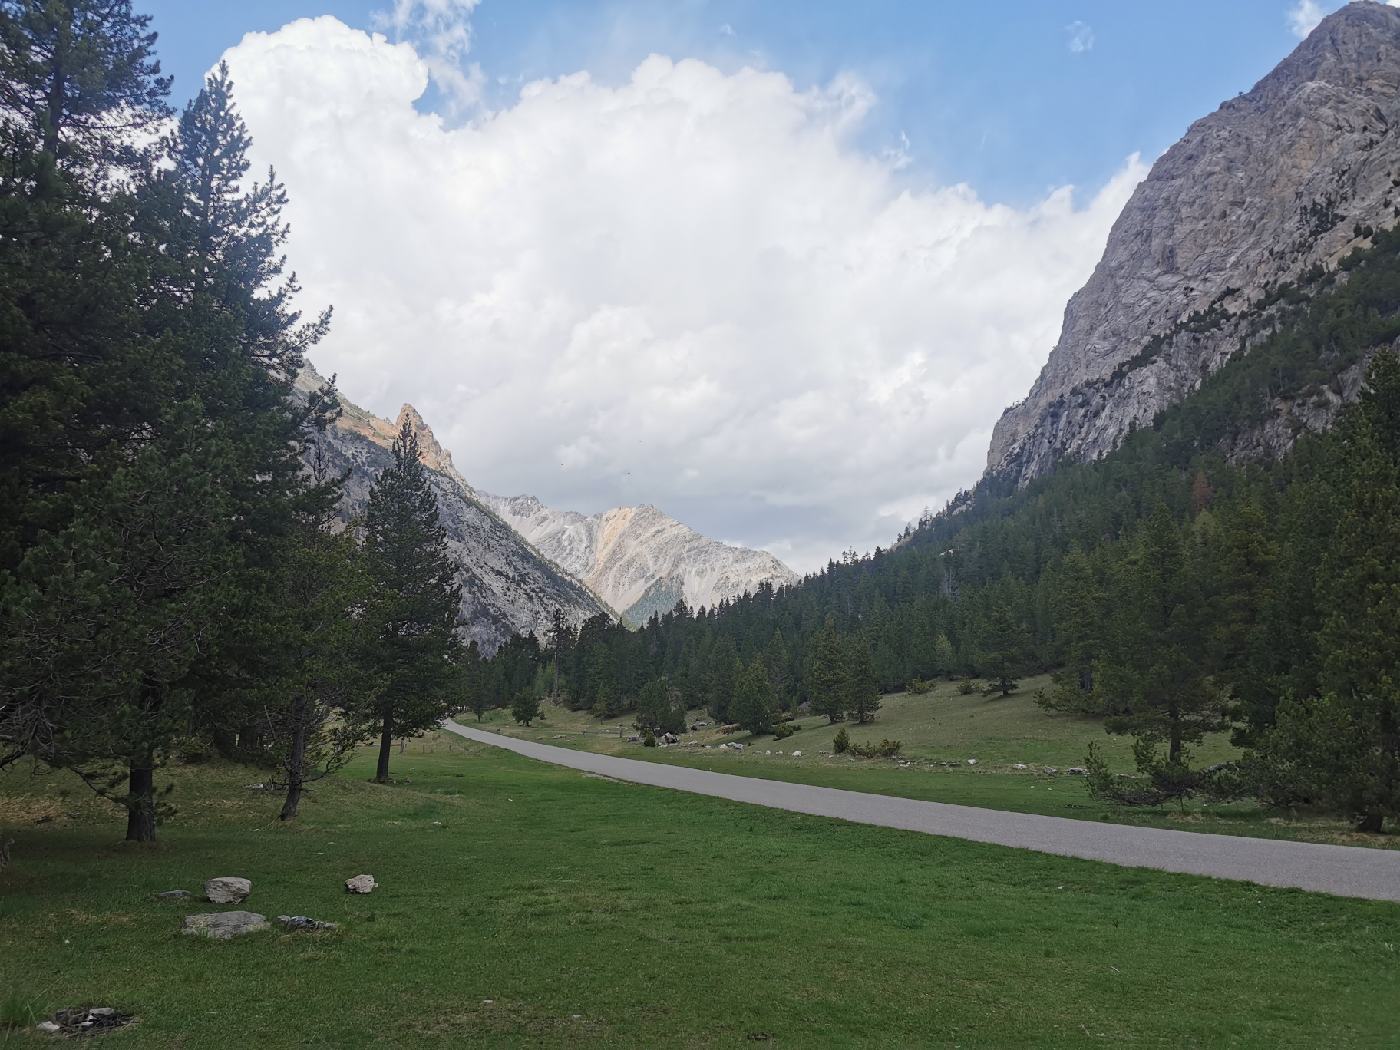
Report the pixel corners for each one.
[480,494,798,626]
[298,369,611,653]
[988,2,1400,483]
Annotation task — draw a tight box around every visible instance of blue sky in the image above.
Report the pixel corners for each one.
[138,1,1349,568]
[147,0,1318,207]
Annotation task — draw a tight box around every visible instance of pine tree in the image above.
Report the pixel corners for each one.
[1278,353,1400,831]
[733,656,775,735]
[808,617,847,724]
[1042,549,1104,712]
[843,636,881,724]
[979,604,1022,697]
[0,0,170,769]
[511,689,541,727]
[1098,507,1228,783]
[255,517,375,821]
[360,418,463,783]
[764,628,792,711]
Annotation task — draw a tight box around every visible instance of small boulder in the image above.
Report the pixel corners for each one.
[966,758,978,766]
[182,911,268,939]
[791,750,803,757]
[1067,767,1088,776]
[1013,763,1028,770]
[277,914,338,932]
[36,1021,61,1034]
[203,876,251,904]
[156,889,192,900]
[345,874,377,894]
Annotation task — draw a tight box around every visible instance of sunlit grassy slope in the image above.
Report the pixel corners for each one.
[477,675,1396,848]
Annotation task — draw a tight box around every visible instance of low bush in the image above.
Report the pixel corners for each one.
[773,723,796,741]
[906,678,934,695]
[957,679,977,696]
[642,729,657,748]
[832,727,850,754]
[850,738,903,759]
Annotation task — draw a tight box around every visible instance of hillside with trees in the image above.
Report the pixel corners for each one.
[481,228,1400,830]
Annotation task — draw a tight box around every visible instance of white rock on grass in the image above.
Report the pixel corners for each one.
[203,877,251,904]
[345,874,377,894]
[182,911,268,939]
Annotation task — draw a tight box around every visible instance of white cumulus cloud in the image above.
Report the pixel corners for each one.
[222,16,1144,572]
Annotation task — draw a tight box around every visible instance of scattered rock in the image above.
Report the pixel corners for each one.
[1013,763,1028,770]
[661,733,679,745]
[966,758,978,766]
[345,874,377,894]
[44,1007,134,1036]
[791,750,802,757]
[182,911,269,939]
[730,742,745,751]
[1067,767,1088,775]
[1043,767,1059,775]
[764,750,772,755]
[691,721,710,730]
[156,889,192,900]
[277,915,338,932]
[626,734,640,743]
[203,876,251,904]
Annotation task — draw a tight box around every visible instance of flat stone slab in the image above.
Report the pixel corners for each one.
[344,874,376,894]
[182,911,269,939]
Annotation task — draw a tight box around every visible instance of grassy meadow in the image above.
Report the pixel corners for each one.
[476,675,1399,849]
[1,733,1399,1047]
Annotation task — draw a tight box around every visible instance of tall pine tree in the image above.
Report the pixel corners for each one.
[360,418,463,783]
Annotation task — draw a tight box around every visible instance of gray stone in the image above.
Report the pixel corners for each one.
[182,911,269,939]
[344,874,377,894]
[277,915,338,932]
[156,889,191,900]
[1067,767,1088,776]
[203,876,251,904]
[36,1021,61,1033]
[988,3,1400,485]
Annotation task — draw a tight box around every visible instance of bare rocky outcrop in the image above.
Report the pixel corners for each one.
[988,2,1400,484]
[480,494,797,626]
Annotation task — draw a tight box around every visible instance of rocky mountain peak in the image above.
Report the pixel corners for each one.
[394,403,458,477]
[987,1,1400,484]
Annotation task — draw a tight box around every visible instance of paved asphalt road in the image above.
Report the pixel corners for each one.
[443,720,1400,903]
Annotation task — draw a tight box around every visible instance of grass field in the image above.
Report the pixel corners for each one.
[1,734,1398,1047]
[474,675,1399,849]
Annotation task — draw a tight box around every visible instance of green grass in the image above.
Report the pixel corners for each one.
[475,676,1399,849]
[1,737,1398,1047]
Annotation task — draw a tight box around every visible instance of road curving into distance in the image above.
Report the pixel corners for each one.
[443,720,1400,904]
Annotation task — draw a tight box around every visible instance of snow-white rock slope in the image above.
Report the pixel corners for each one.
[480,494,798,626]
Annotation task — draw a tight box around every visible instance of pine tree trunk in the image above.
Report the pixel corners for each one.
[279,720,308,821]
[375,715,394,783]
[125,761,157,843]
